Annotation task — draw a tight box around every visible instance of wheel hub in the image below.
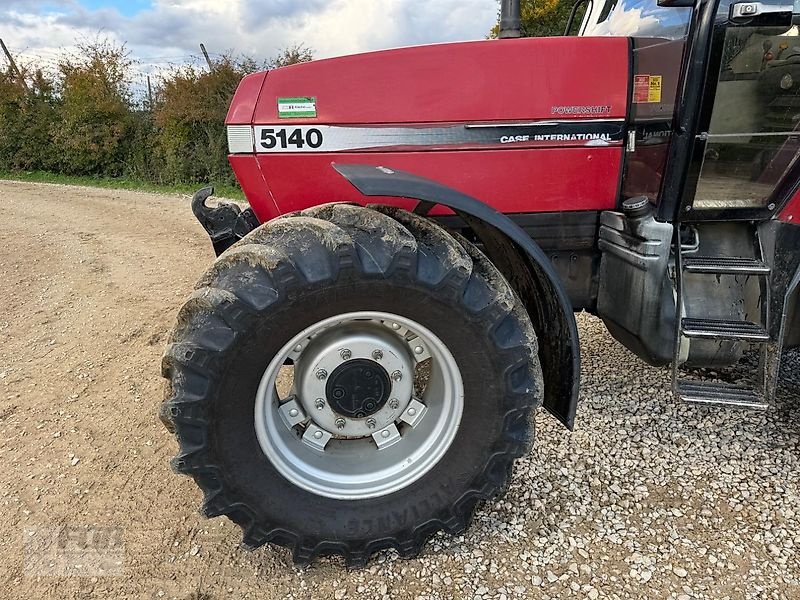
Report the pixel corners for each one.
[255,312,464,499]
[326,359,391,418]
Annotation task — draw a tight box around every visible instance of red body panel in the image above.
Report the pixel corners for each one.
[226,72,267,124]
[249,149,621,222]
[226,37,631,220]
[780,190,800,223]
[250,38,629,125]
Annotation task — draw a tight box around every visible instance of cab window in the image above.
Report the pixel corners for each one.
[582,0,692,39]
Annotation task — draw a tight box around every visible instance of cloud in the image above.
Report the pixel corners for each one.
[1,0,498,64]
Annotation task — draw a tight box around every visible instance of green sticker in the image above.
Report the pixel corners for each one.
[278,97,317,118]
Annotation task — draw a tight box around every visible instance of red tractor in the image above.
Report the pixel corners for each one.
[160,0,800,566]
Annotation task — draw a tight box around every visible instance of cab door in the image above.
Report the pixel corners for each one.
[683,0,799,218]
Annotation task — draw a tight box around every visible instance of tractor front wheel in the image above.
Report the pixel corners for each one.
[160,204,542,566]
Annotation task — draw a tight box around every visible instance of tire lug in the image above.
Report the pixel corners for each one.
[391,370,402,382]
[335,417,346,430]
[366,417,377,429]
[372,349,383,360]
[316,369,328,380]
[314,398,325,410]
[389,398,399,410]
[340,349,352,360]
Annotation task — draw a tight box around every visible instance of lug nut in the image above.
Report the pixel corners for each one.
[366,417,377,429]
[335,417,346,430]
[389,398,399,410]
[391,370,402,382]
[316,369,328,380]
[372,349,383,360]
[314,398,325,410]
[340,349,352,360]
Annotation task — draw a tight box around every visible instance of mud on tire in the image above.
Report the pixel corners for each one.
[160,204,543,567]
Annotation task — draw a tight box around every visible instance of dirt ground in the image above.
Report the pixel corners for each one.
[0,181,797,600]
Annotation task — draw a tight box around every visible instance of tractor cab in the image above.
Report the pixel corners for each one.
[579,0,800,214]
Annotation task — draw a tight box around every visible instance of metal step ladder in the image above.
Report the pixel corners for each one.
[672,244,773,409]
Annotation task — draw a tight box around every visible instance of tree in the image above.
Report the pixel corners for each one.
[54,39,133,175]
[489,0,576,38]
[268,44,315,69]
[154,56,256,185]
[0,62,59,172]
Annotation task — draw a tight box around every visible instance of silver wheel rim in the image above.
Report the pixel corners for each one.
[254,311,464,500]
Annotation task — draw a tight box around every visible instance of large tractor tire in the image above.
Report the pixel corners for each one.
[160,204,543,567]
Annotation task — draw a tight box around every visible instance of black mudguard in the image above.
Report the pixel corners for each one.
[333,163,581,430]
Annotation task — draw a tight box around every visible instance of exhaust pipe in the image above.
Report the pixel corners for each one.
[499,0,521,38]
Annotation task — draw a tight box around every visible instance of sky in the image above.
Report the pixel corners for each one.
[1,0,499,91]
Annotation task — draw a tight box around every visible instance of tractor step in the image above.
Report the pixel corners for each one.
[681,318,769,341]
[682,256,771,275]
[677,380,768,409]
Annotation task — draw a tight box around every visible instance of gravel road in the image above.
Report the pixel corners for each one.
[0,180,798,600]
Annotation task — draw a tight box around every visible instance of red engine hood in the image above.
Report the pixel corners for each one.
[226,37,631,223]
[228,37,629,126]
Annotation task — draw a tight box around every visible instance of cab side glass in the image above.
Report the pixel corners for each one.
[694,7,800,209]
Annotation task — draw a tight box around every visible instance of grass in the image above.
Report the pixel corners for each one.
[0,170,246,200]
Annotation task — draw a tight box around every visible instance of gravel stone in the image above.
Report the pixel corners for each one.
[1,182,798,599]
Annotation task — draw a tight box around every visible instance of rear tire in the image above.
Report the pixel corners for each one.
[160,204,543,567]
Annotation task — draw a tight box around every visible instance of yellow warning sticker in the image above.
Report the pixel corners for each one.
[648,75,662,103]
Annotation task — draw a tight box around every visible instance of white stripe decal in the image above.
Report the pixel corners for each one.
[227,121,625,154]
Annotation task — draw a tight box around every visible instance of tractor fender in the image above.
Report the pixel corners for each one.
[333,163,580,430]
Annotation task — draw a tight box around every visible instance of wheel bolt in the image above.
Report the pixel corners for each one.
[313,430,323,439]
[289,408,299,417]
[391,370,402,382]
[314,398,325,410]
[391,323,401,330]
[380,429,391,438]
[316,369,328,380]
[389,398,399,410]
[408,408,416,416]
[414,346,424,355]
[340,349,352,360]
[335,417,346,430]
[294,344,303,353]
[372,349,383,360]
[366,417,377,429]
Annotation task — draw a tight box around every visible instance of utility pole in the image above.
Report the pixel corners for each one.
[199,43,213,71]
[0,38,28,91]
[147,75,153,110]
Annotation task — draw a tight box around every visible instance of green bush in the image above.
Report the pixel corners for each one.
[0,40,314,190]
[53,41,133,176]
